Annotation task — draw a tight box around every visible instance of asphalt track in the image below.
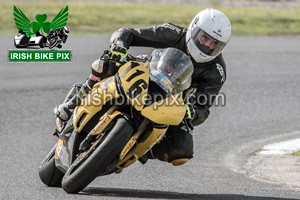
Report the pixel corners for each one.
[1,35,300,200]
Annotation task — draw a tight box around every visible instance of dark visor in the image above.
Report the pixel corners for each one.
[191,27,226,56]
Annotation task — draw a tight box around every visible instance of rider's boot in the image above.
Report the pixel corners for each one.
[54,78,98,121]
[54,51,118,122]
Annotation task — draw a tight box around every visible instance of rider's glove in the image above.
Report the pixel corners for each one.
[110,45,128,62]
[185,102,195,120]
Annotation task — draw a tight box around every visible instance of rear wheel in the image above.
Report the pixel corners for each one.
[62,117,133,194]
[39,145,64,187]
[14,40,21,48]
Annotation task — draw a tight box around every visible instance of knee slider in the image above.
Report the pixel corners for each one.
[171,158,190,166]
[165,129,194,164]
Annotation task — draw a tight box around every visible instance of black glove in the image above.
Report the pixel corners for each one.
[185,103,195,120]
[184,103,195,131]
[110,45,128,62]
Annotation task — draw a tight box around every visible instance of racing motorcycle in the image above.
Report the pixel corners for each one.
[38,48,194,194]
[47,26,69,49]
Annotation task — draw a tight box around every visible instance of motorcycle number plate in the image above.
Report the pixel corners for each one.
[54,139,63,159]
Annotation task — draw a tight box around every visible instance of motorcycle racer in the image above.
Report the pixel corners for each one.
[54,8,231,165]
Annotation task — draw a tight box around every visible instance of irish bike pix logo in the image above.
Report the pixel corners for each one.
[9,5,71,62]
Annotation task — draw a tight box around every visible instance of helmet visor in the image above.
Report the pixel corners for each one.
[191,27,226,56]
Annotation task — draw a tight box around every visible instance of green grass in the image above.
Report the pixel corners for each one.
[291,150,300,156]
[2,2,300,35]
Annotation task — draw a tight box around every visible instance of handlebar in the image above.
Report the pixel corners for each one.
[102,49,136,65]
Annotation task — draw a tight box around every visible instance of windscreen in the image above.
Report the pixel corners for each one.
[149,48,194,94]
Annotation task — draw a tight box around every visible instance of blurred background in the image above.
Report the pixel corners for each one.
[1,1,300,199]
[2,0,300,36]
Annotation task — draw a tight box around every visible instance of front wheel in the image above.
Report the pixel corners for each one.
[62,117,134,194]
[49,38,57,49]
[39,145,64,187]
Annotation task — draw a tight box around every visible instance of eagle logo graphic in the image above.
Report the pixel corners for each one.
[13,6,69,49]
[13,5,69,36]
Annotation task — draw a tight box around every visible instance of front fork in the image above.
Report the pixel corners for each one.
[78,105,120,152]
[116,121,168,169]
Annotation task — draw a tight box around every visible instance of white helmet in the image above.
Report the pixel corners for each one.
[63,26,70,34]
[186,8,231,63]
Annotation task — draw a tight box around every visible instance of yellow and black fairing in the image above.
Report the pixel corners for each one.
[72,58,188,170]
[117,59,186,125]
[71,59,150,138]
[72,76,120,133]
[115,60,187,168]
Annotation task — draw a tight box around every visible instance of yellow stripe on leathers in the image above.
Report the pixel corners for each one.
[54,139,63,159]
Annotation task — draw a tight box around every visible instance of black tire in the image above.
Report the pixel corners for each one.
[39,37,47,48]
[49,38,57,49]
[62,117,133,194]
[14,40,21,48]
[39,145,64,187]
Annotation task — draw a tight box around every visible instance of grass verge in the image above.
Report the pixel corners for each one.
[1,2,300,35]
[291,151,300,156]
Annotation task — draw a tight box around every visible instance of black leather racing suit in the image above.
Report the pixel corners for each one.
[109,23,226,126]
[108,23,227,163]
